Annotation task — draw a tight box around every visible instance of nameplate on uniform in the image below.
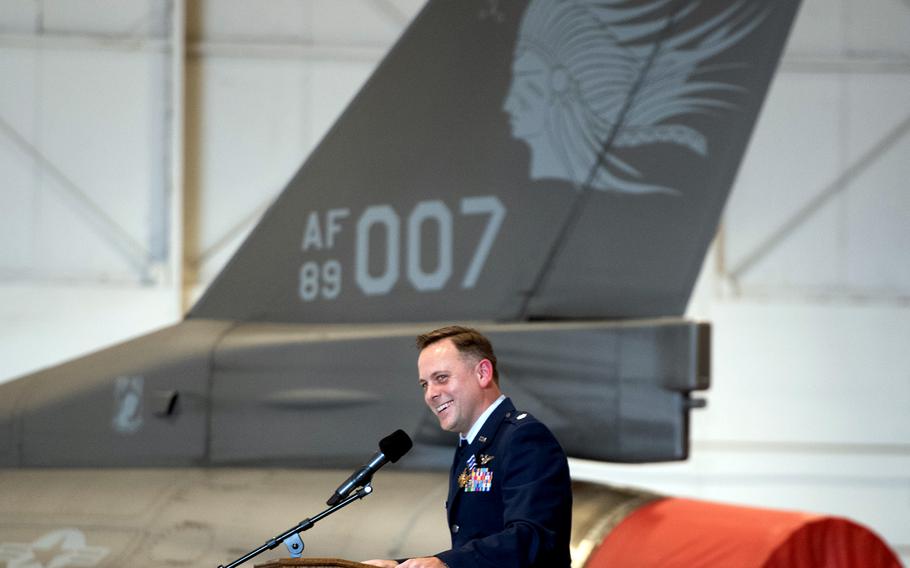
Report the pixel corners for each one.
[463,468,492,492]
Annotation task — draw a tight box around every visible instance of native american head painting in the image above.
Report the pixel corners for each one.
[503,0,766,195]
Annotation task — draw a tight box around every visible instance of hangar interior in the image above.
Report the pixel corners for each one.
[1,0,908,564]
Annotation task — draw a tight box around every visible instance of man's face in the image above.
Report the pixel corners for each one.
[418,339,488,436]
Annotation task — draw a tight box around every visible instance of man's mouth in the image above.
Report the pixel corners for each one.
[436,401,453,414]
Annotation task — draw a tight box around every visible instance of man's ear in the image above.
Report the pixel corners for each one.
[476,358,494,387]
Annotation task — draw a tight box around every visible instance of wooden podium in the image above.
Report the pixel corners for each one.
[255,559,373,568]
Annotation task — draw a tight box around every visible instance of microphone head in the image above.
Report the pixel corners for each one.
[379,429,413,463]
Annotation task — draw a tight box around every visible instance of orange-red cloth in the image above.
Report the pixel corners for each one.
[586,497,901,568]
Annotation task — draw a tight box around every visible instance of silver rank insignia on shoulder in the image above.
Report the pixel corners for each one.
[516,413,527,420]
[479,454,494,465]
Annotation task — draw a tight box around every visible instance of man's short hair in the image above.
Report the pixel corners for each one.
[416,325,499,383]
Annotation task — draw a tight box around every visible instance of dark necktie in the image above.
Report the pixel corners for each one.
[453,438,468,469]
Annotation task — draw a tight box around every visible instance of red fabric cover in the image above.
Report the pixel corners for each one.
[586,497,901,568]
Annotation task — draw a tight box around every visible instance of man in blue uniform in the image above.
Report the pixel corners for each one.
[365,326,572,568]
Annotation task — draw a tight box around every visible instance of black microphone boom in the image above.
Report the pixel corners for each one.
[326,429,412,506]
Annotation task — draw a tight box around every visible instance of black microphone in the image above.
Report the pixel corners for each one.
[326,429,412,506]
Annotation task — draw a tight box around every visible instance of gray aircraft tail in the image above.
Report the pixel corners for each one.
[189,0,801,324]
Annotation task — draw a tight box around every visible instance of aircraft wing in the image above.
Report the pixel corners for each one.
[0,319,707,467]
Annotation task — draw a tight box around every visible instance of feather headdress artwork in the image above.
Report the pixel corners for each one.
[503,0,767,195]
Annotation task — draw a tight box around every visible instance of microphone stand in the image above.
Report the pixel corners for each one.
[217,484,374,568]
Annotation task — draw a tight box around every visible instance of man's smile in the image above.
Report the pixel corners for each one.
[436,401,454,414]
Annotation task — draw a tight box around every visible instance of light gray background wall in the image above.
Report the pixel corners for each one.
[1,0,908,562]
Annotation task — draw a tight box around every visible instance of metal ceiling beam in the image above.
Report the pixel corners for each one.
[372,0,413,28]
[780,53,910,75]
[187,40,386,62]
[193,199,273,270]
[0,31,168,52]
[169,0,188,312]
[8,31,910,71]
[0,116,152,279]
[0,31,388,61]
[728,111,910,281]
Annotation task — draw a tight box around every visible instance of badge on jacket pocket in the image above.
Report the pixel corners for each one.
[464,467,492,492]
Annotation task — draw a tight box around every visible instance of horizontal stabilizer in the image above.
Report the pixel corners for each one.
[1,320,707,466]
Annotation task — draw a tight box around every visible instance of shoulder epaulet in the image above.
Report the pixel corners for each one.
[504,410,533,424]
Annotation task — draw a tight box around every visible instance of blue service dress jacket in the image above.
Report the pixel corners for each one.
[434,398,572,568]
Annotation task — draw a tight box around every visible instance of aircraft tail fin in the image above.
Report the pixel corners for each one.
[189,0,801,324]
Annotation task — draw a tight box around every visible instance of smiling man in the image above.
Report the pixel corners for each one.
[365,326,572,568]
